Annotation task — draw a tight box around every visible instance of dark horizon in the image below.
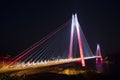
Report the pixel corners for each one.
[0,0,120,56]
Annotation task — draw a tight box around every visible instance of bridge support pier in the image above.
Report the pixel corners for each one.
[96,57,103,64]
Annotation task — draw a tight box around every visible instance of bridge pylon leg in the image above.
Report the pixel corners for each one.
[68,14,86,67]
[96,44,103,64]
[75,14,86,67]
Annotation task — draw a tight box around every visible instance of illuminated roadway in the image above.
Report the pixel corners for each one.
[0,56,101,73]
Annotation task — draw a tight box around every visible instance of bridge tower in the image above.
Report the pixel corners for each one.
[68,14,85,67]
[96,44,103,64]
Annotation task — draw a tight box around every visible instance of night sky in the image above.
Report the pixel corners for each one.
[0,0,120,56]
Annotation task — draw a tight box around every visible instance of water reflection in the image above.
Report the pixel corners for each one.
[96,63,104,73]
[96,61,110,73]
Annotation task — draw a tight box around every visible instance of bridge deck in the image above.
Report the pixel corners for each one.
[0,56,101,73]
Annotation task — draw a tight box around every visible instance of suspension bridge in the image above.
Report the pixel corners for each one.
[0,14,103,72]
